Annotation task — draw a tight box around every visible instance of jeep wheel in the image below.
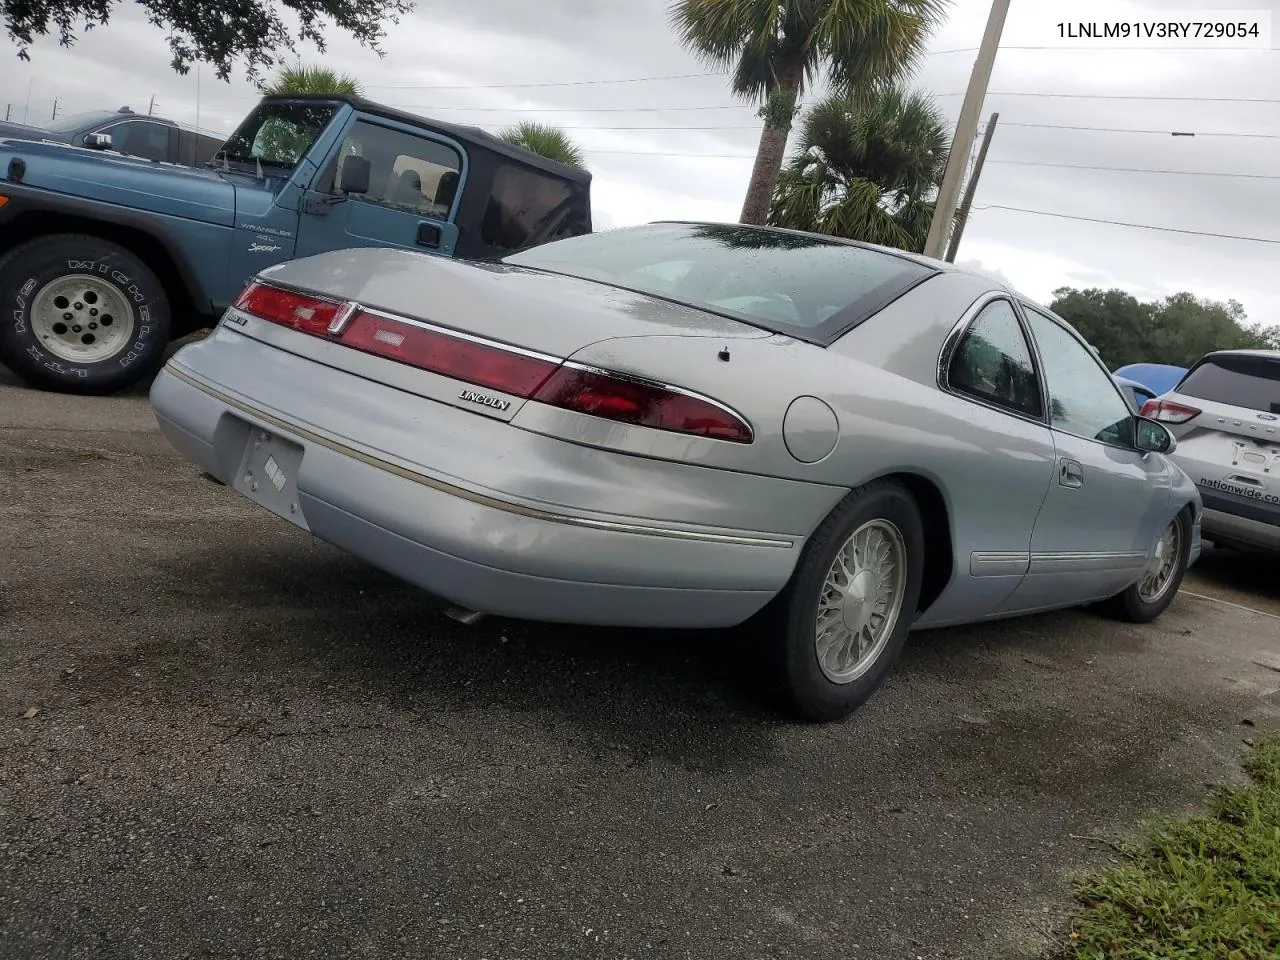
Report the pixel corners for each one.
[0,234,172,395]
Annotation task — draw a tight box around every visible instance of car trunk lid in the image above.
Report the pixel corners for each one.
[254,247,771,358]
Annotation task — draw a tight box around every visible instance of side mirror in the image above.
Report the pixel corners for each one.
[84,132,113,151]
[1135,417,1177,455]
[338,156,371,196]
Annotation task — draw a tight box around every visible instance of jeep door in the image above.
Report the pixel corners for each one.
[294,117,464,260]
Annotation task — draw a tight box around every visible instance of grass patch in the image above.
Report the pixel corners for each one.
[1057,736,1280,959]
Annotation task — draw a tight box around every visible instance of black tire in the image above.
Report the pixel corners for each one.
[1099,510,1191,623]
[0,234,172,395]
[757,480,926,722]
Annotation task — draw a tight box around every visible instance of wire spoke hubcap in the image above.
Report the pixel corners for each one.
[1137,519,1183,603]
[815,518,908,685]
[31,274,136,365]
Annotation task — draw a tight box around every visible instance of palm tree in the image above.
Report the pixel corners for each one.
[769,88,950,252]
[669,0,948,225]
[497,121,587,170]
[263,63,365,96]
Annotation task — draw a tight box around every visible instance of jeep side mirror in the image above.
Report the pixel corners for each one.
[338,156,371,196]
[84,133,113,151]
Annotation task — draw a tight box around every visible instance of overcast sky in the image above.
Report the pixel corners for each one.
[2,0,1277,325]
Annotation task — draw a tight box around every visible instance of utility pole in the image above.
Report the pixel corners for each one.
[945,112,999,263]
[22,78,32,123]
[923,0,1012,260]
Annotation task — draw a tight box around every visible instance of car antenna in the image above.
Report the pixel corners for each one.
[718,346,731,362]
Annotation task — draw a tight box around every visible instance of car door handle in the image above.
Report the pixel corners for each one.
[1059,459,1084,489]
[416,223,442,248]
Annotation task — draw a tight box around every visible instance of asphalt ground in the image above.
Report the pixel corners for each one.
[2,359,1279,960]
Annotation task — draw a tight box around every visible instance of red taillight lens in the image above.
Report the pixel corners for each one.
[339,310,560,396]
[233,281,342,336]
[533,366,753,443]
[1140,398,1201,423]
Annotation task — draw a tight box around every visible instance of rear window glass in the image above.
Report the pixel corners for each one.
[481,165,589,254]
[1177,354,1280,414]
[504,222,937,344]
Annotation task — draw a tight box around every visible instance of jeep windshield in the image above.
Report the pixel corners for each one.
[215,102,339,171]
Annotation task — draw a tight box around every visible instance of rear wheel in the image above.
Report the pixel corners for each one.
[1100,512,1190,623]
[0,234,171,394]
[760,480,925,722]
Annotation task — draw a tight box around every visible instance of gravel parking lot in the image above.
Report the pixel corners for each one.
[3,362,1279,960]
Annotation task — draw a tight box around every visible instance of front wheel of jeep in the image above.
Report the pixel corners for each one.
[0,234,172,395]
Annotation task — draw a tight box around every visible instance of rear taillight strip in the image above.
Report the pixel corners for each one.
[560,361,755,433]
[357,305,561,364]
[235,278,754,443]
[1140,398,1201,423]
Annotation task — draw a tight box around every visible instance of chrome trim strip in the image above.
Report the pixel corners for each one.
[250,277,346,306]
[327,301,361,336]
[164,364,794,550]
[1027,550,1148,574]
[970,551,1030,577]
[559,360,756,440]
[1030,551,1147,563]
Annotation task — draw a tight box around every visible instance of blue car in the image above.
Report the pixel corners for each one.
[1114,363,1189,400]
[1113,373,1159,412]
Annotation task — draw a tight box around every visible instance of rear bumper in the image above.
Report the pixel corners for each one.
[1201,506,1280,554]
[150,356,815,628]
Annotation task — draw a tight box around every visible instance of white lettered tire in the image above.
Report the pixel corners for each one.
[0,234,171,394]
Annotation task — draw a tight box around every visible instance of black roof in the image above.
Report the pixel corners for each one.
[258,93,592,185]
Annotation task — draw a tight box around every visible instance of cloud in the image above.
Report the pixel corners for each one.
[2,0,1276,324]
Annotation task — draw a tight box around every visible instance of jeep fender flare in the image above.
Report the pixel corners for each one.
[0,181,217,328]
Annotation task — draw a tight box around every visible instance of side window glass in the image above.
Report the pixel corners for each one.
[947,299,1042,418]
[481,165,587,253]
[107,121,170,161]
[1022,306,1134,446]
[332,121,462,220]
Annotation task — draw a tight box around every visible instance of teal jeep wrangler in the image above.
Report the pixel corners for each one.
[0,94,593,394]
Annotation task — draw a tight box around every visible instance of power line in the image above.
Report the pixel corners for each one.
[361,43,1269,90]
[973,204,1280,245]
[365,71,728,90]
[399,91,1280,119]
[581,153,1280,185]
[984,90,1280,104]
[526,124,760,130]
[986,159,1280,181]
[584,149,751,158]
[401,103,756,113]
[1001,121,1280,140]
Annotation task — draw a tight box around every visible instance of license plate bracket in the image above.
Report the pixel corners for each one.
[232,428,309,531]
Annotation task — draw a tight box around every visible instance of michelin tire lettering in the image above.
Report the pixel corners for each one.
[13,277,36,335]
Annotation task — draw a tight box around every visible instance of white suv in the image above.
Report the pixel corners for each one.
[1142,349,1280,553]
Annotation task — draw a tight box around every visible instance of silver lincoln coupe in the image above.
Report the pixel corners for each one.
[150,222,1202,721]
